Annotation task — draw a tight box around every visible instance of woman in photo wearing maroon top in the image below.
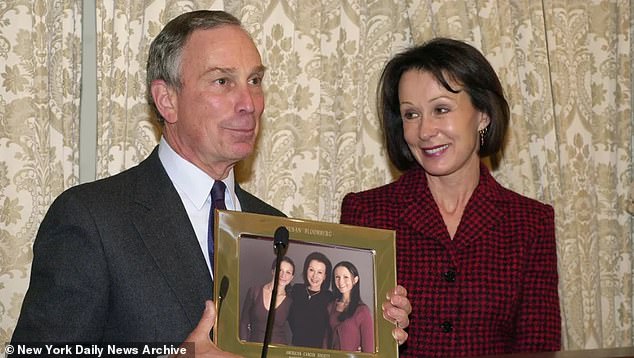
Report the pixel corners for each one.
[325,261,374,353]
[340,38,561,357]
[239,256,295,345]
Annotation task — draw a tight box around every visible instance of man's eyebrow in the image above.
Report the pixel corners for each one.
[205,66,236,75]
[204,65,267,75]
[255,65,267,74]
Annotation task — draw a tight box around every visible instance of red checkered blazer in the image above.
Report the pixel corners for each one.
[341,164,561,357]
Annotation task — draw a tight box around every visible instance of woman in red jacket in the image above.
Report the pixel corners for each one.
[340,38,561,357]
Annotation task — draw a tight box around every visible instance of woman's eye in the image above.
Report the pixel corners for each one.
[402,112,418,120]
[435,107,449,114]
[215,78,228,85]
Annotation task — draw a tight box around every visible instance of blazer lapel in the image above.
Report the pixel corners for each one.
[130,149,213,327]
[453,169,504,251]
[395,168,450,240]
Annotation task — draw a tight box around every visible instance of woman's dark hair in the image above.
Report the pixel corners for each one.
[378,37,510,171]
[332,261,362,322]
[302,252,332,291]
[146,10,244,123]
[271,256,295,295]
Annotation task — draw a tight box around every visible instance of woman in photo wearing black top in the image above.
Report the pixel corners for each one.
[288,252,334,348]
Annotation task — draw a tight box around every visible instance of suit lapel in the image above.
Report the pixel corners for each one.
[234,183,252,212]
[130,149,212,327]
[235,182,283,216]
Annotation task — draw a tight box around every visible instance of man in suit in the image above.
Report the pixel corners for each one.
[12,10,410,357]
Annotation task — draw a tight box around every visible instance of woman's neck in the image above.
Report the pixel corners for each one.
[266,282,286,295]
[426,158,480,209]
[426,159,481,239]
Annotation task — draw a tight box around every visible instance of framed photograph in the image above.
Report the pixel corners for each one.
[213,210,397,358]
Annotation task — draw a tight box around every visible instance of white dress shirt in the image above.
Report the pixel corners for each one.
[158,137,241,277]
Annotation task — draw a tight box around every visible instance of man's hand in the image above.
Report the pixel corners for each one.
[382,285,411,345]
[177,300,242,357]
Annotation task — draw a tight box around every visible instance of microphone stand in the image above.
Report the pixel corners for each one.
[261,226,289,358]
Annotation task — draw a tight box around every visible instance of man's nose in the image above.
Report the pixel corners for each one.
[235,85,256,113]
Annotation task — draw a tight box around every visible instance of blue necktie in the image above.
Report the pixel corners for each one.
[208,180,226,273]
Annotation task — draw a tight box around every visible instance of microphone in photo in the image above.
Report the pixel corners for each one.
[261,226,290,358]
[273,226,289,255]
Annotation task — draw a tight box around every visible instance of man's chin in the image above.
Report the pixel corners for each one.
[227,143,256,160]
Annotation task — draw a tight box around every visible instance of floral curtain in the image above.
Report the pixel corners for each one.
[0,0,631,350]
[0,0,82,343]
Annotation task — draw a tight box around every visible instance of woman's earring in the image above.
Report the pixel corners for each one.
[479,126,489,147]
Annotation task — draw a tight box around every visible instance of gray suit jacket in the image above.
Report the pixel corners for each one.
[12,147,284,343]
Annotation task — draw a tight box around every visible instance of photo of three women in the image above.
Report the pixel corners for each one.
[238,247,374,353]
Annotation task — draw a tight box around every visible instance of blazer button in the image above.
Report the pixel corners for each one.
[442,269,456,282]
[440,321,453,333]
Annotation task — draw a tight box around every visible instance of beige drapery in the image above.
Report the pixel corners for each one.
[0,0,631,350]
[0,0,82,342]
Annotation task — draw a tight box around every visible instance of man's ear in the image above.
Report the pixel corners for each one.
[151,79,177,123]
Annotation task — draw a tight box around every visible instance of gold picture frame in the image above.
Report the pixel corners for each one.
[213,210,398,358]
